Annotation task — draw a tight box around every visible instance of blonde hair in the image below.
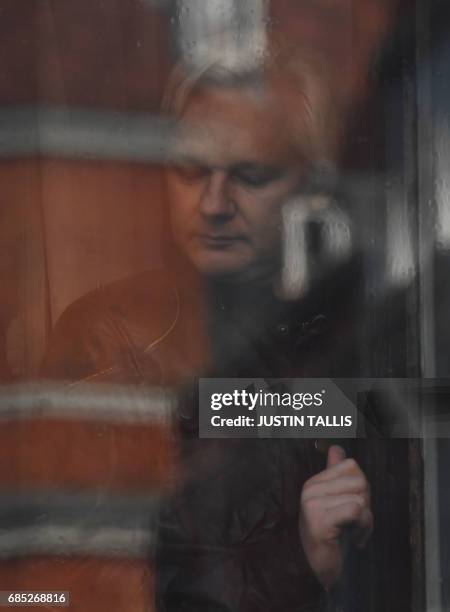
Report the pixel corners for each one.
[162,43,342,185]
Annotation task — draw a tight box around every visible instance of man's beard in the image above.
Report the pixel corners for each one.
[198,249,282,289]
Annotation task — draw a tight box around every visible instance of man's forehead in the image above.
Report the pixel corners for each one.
[171,87,297,166]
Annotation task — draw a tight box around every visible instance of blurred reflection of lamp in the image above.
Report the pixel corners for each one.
[435,116,450,251]
[280,196,352,301]
[385,181,416,288]
[175,0,268,72]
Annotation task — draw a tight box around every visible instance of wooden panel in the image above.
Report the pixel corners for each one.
[270,0,399,105]
[0,557,153,612]
[0,159,165,376]
[39,159,164,325]
[0,0,170,110]
[0,161,49,378]
[0,418,173,491]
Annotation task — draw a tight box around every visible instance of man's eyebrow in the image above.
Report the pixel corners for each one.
[231,162,285,173]
[173,154,208,167]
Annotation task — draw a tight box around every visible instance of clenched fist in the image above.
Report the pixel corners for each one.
[299,445,373,589]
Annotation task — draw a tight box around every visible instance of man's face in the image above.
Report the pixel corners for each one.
[166,86,305,282]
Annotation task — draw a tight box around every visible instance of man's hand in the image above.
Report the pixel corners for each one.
[299,445,373,589]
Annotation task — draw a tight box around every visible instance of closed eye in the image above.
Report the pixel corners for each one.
[229,164,285,188]
[171,162,210,183]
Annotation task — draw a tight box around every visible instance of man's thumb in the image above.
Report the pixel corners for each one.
[327,444,346,468]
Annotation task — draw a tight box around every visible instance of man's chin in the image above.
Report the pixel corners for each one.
[192,259,247,280]
[188,252,277,285]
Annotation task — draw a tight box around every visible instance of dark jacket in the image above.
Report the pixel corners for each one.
[41,256,377,612]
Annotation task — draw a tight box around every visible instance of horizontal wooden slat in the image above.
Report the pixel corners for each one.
[0,418,174,490]
[0,557,154,612]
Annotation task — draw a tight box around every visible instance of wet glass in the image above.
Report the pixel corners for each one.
[0,1,449,611]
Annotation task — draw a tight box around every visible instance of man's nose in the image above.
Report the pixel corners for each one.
[198,169,235,219]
